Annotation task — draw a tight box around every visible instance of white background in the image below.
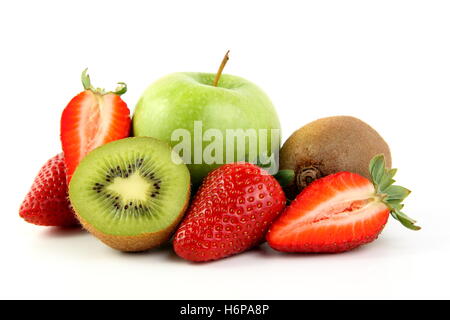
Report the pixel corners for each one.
[1,0,449,299]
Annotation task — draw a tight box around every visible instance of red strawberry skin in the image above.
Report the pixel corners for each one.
[61,90,130,181]
[267,172,390,253]
[174,163,286,262]
[19,154,79,227]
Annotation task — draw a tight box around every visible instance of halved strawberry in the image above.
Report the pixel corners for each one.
[267,155,420,253]
[61,69,130,182]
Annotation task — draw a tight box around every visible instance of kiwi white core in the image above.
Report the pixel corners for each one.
[106,172,151,204]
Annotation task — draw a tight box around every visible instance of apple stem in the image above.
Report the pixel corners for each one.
[213,50,230,87]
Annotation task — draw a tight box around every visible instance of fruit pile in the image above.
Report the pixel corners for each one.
[19,54,420,262]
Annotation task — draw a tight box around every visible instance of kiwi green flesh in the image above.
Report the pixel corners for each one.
[69,137,190,237]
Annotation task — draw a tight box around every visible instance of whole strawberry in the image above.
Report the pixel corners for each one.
[174,163,286,262]
[19,154,79,227]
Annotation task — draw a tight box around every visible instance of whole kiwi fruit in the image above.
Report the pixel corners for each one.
[280,116,391,197]
[69,137,191,252]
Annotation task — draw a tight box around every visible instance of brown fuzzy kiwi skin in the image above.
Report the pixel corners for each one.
[280,116,392,195]
[73,185,190,252]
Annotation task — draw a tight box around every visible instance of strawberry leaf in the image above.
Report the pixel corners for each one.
[386,199,404,211]
[114,82,127,96]
[369,154,420,231]
[80,69,127,96]
[379,168,397,190]
[393,210,421,231]
[274,169,295,187]
[370,155,386,188]
[81,68,91,90]
[385,185,411,201]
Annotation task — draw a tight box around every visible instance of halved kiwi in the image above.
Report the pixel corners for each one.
[69,137,190,252]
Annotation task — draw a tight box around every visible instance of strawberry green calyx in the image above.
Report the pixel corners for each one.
[274,169,295,187]
[81,68,127,96]
[369,154,420,231]
[81,68,91,90]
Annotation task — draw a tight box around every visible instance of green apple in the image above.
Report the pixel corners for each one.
[132,72,281,185]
